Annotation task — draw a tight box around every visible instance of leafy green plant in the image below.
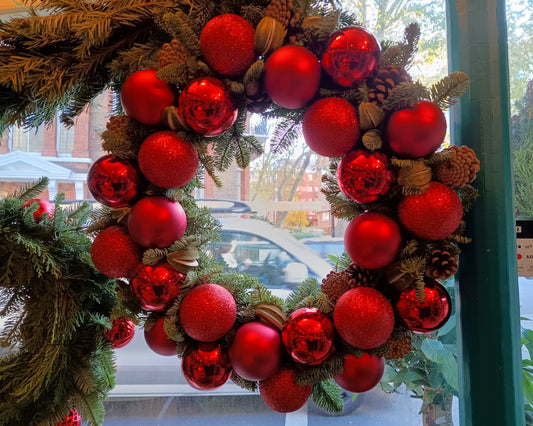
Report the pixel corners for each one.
[521,325,533,425]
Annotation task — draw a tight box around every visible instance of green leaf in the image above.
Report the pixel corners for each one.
[421,339,459,391]
[524,372,533,405]
[437,314,456,337]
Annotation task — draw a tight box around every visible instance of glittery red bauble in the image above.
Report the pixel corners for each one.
[334,287,395,349]
[21,198,54,223]
[178,77,237,137]
[104,317,135,348]
[179,284,236,342]
[229,322,282,381]
[396,278,452,333]
[90,225,141,278]
[127,197,187,248]
[182,342,232,390]
[259,368,312,413]
[338,149,395,203]
[344,212,401,269]
[131,262,185,311]
[87,155,141,208]
[398,181,463,241]
[200,14,256,77]
[385,100,447,158]
[120,70,175,125]
[138,131,199,189]
[264,45,321,109]
[144,316,177,356]
[321,27,380,87]
[302,97,359,157]
[282,307,335,365]
[335,353,385,393]
[56,409,81,426]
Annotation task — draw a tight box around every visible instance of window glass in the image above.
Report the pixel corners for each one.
[58,122,75,155]
[11,125,44,153]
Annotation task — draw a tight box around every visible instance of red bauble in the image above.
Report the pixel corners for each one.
[264,45,321,109]
[302,97,359,157]
[179,284,236,342]
[200,14,256,77]
[90,225,141,278]
[321,27,380,87]
[398,181,463,241]
[182,342,232,390]
[259,368,312,413]
[103,317,135,349]
[229,322,282,381]
[344,212,401,269]
[282,307,335,365]
[385,100,447,158]
[120,70,175,125]
[130,262,185,311]
[144,316,177,356]
[335,353,385,393]
[396,278,452,333]
[334,287,395,349]
[337,149,395,203]
[56,409,81,426]
[21,198,54,223]
[178,77,237,137]
[138,131,199,189]
[127,197,187,248]
[87,155,141,208]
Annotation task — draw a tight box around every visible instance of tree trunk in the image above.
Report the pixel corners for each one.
[422,387,454,426]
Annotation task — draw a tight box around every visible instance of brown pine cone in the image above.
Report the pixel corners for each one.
[344,263,377,288]
[384,333,413,359]
[321,270,352,303]
[264,0,293,27]
[426,247,459,280]
[158,39,190,68]
[106,115,130,133]
[367,66,412,106]
[435,145,480,187]
[245,80,271,113]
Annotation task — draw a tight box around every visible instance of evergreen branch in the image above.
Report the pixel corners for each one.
[381,81,431,113]
[156,12,202,57]
[430,72,470,110]
[456,184,479,213]
[285,278,321,313]
[270,119,303,154]
[13,177,50,201]
[231,371,258,392]
[310,380,344,414]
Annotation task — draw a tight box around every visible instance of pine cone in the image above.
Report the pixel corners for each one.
[367,66,412,106]
[435,145,480,187]
[426,246,459,280]
[158,39,190,68]
[344,263,377,288]
[106,115,130,134]
[245,80,271,113]
[321,270,352,303]
[384,332,412,359]
[265,0,299,28]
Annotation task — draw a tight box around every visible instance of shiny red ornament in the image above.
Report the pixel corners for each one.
[335,353,385,393]
[396,278,452,333]
[179,283,236,342]
[344,211,401,269]
[229,322,282,381]
[178,77,237,137]
[264,45,321,109]
[200,14,256,77]
[398,181,463,241]
[127,197,187,248]
[337,149,395,203]
[259,368,312,413]
[120,70,175,125]
[321,26,381,87]
[87,155,141,208]
[138,131,199,189]
[334,287,395,349]
[90,225,141,278]
[56,409,81,426]
[182,342,232,390]
[282,307,335,365]
[131,262,185,311]
[21,198,54,223]
[302,97,359,157]
[385,100,447,158]
[104,317,135,348]
[144,316,177,356]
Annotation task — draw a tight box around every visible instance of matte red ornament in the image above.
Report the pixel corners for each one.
[385,100,447,158]
[138,131,199,189]
[104,317,135,348]
[395,278,452,333]
[90,225,141,278]
[229,322,282,381]
[302,97,360,157]
[87,155,141,208]
[144,316,177,356]
[335,353,385,393]
[200,14,256,77]
[120,70,175,125]
[259,368,312,413]
[21,198,54,223]
[398,181,463,241]
[282,307,335,365]
[321,26,381,87]
[127,197,187,248]
[130,262,185,311]
[178,77,238,137]
[337,149,395,203]
[179,284,237,342]
[182,342,232,390]
[344,212,401,269]
[56,409,81,426]
[334,287,395,349]
[264,45,321,109]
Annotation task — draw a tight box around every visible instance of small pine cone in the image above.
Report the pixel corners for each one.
[106,115,130,134]
[426,247,459,280]
[245,80,271,113]
[264,0,293,28]
[344,263,376,288]
[158,40,190,68]
[384,333,413,359]
[436,145,481,187]
[367,66,412,106]
[321,270,353,303]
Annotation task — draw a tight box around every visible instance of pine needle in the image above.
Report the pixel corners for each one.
[310,380,344,414]
[430,72,470,110]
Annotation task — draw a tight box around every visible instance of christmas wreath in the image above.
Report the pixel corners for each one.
[0,0,479,424]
